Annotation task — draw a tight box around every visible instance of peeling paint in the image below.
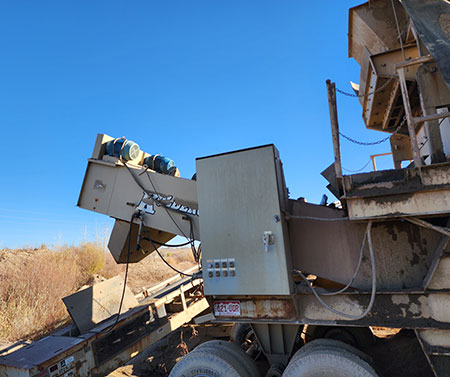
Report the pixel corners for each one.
[418,296,432,319]
[303,296,364,321]
[428,257,450,289]
[428,294,450,323]
[419,329,450,347]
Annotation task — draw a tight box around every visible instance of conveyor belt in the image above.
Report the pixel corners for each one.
[0,274,208,377]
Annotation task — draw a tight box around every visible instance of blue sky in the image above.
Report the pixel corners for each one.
[0,1,394,248]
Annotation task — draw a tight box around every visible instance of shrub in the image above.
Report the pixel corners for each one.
[0,248,80,340]
[73,242,106,279]
[0,244,195,342]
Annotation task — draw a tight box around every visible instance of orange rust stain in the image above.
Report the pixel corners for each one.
[244,299,296,320]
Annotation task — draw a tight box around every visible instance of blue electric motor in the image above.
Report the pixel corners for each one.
[105,138,140,161]
[144,155,177,175]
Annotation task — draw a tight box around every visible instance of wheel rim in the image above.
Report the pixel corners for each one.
[240,329,262,359]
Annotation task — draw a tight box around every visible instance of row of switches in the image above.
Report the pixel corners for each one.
[206,258,236,278]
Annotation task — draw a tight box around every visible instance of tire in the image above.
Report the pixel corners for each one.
[193,343,249,377]
[282,347,379,377]
[292,338,374,365]
[195,340,260,377]
[230,323,262,359]
[303,325,375,348]
[169,350,244,377]
[231,323,252,346]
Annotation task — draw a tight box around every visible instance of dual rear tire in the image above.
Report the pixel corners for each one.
[169,328,379,377]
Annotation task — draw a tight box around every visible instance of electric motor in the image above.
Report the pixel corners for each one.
[144,155,177,175]
[105,138,140,161]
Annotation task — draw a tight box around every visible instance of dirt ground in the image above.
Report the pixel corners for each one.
[108,324,232,377]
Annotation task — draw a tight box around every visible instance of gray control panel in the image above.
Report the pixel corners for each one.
[196,145,293,296]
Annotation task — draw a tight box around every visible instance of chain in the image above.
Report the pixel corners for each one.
[339,117,406,146]
[342,158,372,173]
[339,132,391,146]
[336,77,395,98]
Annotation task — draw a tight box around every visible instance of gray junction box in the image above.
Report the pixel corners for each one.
[196,145,293,296]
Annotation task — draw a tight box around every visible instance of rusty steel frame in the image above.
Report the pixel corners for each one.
[342,161,450,220]
[395,55,450,169]
[293,292,450,328]
[397,66,423,167]
[326,80,343,180]
[370,152,393,171]
[211,291,450,329]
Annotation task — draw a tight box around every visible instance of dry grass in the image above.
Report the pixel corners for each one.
[0,243,195,343]
[126,248,196,293]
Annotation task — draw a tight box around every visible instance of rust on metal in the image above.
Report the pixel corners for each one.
[212,298,297,321]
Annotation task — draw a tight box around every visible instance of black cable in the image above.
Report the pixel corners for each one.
[186,214,201,262]
[114,215,134,321]
[89,214,134,335]
[143,168,200,262]
[122,159,150,194]
[144,237,193,248]
[195,243,202,269]
[123,160,194,243]
[146,236,194,277]
[144,170,192,239]
[122,159,201,263]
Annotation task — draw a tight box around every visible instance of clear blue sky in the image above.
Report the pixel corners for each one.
[0,1,394,248]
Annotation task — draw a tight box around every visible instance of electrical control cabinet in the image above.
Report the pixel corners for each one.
[196,145,293,296]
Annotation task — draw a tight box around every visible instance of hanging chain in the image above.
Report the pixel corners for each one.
[342,158,372,173]
[339,132,391,146]
[336,77,395,98]
[339,117,406,146]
